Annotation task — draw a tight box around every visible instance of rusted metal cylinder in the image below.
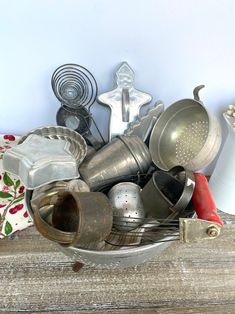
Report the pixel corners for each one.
[32,191,113,247]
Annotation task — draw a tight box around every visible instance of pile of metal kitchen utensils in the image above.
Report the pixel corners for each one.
[2,62,224,270]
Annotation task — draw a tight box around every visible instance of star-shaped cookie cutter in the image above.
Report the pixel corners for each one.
[3,134,79,189]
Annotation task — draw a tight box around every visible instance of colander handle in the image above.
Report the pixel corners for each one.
[192,173,223,226]
[193,85,205,102]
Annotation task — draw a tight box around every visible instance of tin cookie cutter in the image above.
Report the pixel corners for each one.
[97,62,152,141]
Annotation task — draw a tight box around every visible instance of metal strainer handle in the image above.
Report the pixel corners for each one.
[193,85,205,102]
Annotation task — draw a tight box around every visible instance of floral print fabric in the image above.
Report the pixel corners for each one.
[0,135,33,238]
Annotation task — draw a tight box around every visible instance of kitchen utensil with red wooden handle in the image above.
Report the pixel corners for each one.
[192,173,223,226]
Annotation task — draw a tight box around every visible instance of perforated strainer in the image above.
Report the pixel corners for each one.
[149,85,222,171]
[108,182,145,231]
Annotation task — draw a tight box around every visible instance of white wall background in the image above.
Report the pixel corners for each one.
[1,0,235,171]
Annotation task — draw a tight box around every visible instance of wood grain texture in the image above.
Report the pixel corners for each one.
[0,213,234,313]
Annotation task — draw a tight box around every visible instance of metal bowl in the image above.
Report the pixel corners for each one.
[26,188,184,269]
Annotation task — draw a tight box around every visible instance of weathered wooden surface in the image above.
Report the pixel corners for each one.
[0,213,235,313]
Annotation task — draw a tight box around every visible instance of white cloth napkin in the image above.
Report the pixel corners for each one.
[0,134,33,238]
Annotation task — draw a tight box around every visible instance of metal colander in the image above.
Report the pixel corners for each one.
[149,86,222,171]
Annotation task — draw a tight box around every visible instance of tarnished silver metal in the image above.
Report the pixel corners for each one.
[26,179,90,227]
[124,101,164,141]
[149,86,222,171]
[108,182,145,231]
[57,192,113,248]
[31,191,113,248]
[56,105,92,134]
[18,126,87,165]
[58,234,176,268]
[97,62,152,141]
[33,203,76,244]
[102,219,160,249]
[30,179,90,214]
[3,134,79,189]
[179,218,222,243]
[79,135,151,191]
[141,166,195,220]
[56,105,105,150]
[85,145,96,159]
[26,189,195,269]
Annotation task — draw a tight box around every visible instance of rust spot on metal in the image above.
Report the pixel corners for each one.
[72,261,84,272]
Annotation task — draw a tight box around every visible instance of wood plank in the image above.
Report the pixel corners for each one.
[3,305,235,314]
[0,213,234,313]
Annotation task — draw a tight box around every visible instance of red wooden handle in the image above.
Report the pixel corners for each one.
[192,173,223,226]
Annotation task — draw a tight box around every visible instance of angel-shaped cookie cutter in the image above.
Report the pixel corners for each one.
[97,62,152,141]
